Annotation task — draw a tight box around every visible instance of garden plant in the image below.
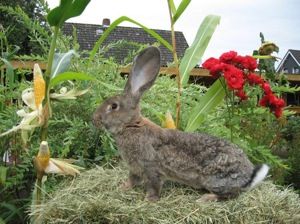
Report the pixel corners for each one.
[0,0,299,223]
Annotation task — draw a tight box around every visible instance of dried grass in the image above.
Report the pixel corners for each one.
[30,165,300,223]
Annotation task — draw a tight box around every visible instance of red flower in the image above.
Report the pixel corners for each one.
[220,51,238,64]
[232,55,245,66]
[269,95,285,108]
[247,73,263,85]
[241,55,257,71]
[224,66,245,90]
[202,57,220,70]
[204,51,285,118]
[235,89,248,101]
[259,95,269,107]
[274,107,283,118]
[209,63,226,77]
[259,93,285,118]
[261,82,272,94]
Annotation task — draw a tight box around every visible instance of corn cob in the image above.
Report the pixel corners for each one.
[33,63,45,109]
[162,111,176,129]
[36,141,50,171]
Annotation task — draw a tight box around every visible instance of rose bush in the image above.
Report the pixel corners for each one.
[203,51,285,118]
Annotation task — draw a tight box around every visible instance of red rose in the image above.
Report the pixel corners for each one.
[259,95,269,107]
[210,63,227,77]
[261,82,272,94]
[247,73,263,85]
[220,51,238,64]
[241,55,257,71]
[202,57,220,70]
[274,107,283,118]
[232,55,245,67]
[235,89,248,101]
[224,66,245,90]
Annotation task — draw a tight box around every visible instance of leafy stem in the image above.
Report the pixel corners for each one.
[40,26,59,141]
[167,0,182,128]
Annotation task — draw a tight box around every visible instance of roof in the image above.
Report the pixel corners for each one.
[62,22,189,66]
[276,49,300,72]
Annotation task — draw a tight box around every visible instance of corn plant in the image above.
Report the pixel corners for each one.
[0,0,94,222]
[88,0,220,128]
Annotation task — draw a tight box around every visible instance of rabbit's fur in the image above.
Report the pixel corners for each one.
[93,47,269,201]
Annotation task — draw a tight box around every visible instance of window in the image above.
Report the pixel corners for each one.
[282,68,288,74]
[292,67,300,74]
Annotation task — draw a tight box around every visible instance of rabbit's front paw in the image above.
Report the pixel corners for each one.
[196,193,219,202]
[145,193,160,202]
[120,173,143,191]
[120,179,134,191]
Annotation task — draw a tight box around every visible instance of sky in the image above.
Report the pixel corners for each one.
[47,0,300,64]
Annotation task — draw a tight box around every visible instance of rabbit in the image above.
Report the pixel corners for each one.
[93,46,269,202]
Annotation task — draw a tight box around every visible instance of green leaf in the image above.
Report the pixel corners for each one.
[0,166,8,185]
[51,50,78,78]
[0,58,15,88]
[180,15,220,85]
[0,202,23,222]
[185,78,225,132]
[168,0,177,16]
[47,0,91,27]
[172,0,191,24]
[88,16,173,65]
[98,81,123,91]
[2,45,20,60]
[252,55,278,59]
[49,72,95,88]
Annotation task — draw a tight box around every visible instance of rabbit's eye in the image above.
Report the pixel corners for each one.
[111,103,118,110]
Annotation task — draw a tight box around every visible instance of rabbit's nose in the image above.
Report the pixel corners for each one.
[92,113,102,127]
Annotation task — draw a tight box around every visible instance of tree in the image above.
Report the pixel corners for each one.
[0,0,49,55]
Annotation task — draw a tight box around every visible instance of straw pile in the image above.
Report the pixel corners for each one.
[31,166,300,223]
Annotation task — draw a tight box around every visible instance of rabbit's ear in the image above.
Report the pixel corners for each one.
[124,46,161,104]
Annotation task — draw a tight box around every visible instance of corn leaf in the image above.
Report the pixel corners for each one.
[0,166,8,185]
[88,16,173,65]
[0,202,23,222]
[185,78,225,132]
[252,55,278,59]
[168,0,177,16]
[51,50,78,78]
[49,72,95,88]
[47,0,90,27]
[0,58,15,88]
[180,15,220,85]
[172,0,191,24]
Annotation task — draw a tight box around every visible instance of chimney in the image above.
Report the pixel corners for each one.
[102,18,110,27]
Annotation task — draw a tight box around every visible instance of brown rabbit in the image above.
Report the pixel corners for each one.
[93,47,269,201]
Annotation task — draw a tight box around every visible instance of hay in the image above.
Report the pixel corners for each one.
[31,165,300,223]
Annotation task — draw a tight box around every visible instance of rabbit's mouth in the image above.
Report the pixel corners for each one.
[92,113,103,128]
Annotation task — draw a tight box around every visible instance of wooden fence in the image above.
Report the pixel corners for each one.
[3,60,300,82]
[2,60,300,113]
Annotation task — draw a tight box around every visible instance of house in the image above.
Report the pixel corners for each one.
[276,49,300,74]
[275,49,300,108]
[62,19,189,66]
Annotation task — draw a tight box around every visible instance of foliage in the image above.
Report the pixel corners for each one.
[88,1,220,127]
[281,116,300,189]
[47,0,91,27]
[0,0,50,55]
[179,15,220,85]
[0,1,299,223]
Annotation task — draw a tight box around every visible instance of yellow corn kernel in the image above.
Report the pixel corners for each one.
[162,111,176,129]
[36,141,50,171]
[33,64,45,109]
